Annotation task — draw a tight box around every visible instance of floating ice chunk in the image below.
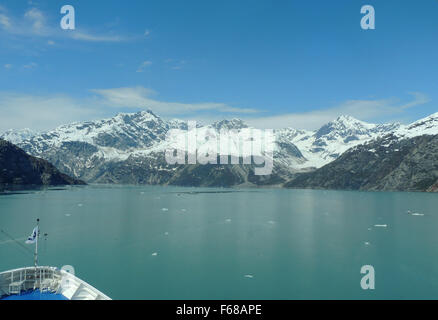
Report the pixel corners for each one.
[152,252,158,256]
[161,208,169,212]
[244,274,254,278]
[364,242,370,246]
[225,219,232,223]
[407,210,424,216]
[374,224,388,228]
[367,228,372,231]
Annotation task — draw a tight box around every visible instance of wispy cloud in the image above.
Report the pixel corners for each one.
[69,32,125,43]
[0,92,99,132]
[0,6,128,43]
[399,92,429,109]
[24,7,47,35]
[0,7,51,37]
[90,86,260,115]
[164,58,187,70]
[0,89,430,133]
[0,6,11,29]
[0,87,260,132]
[22,62,38,69]
[245,92,430,129]
[136,61,152,73]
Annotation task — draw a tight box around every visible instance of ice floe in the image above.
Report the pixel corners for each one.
[407,210,424,216]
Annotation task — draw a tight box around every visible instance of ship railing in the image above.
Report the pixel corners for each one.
[0,267,111,300]
[0,266,62,297]
[0,266,111,300]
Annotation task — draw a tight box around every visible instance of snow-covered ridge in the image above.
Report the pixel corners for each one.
[394,112,438,139]
[1,111,437,172]
[0,128,36,145]
[13,110,175,161]
[288,115,402,168]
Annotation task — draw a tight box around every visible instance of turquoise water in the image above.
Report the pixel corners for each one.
[0,185,437,300]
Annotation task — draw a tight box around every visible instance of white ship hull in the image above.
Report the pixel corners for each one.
[0,266,111,300]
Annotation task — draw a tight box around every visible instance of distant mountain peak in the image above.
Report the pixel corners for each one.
[408,112,438,127]
[396,112,438,138]
[335,114,361,122]
[331,115,373,128]
[211,119,248,131]
[114,110,160,122]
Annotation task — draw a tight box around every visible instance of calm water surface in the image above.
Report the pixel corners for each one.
[0,185,437,299]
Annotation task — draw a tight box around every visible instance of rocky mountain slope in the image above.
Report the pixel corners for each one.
[1,111,437,188]
[285,112,438,192]
[3,111,306,186]
[287,115,401,169]
[0,139,85,189]
[285,133,438,192]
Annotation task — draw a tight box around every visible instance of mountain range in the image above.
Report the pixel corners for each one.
[285,113,438,192]
[1,110,437,190]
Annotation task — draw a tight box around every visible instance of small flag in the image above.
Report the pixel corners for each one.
[25,226,38,244]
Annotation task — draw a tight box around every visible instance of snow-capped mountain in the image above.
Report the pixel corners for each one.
[2,110,437,186]
[211,119,248,131]
[0,128,36,145]
[394,112,438,139]
[285,132,438,192]
[18,110,173,162]
[284,113,438,192]
[288,115,402,168]
[11,111,307,183]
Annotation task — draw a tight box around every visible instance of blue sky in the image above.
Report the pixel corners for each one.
[0,0,437,131]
